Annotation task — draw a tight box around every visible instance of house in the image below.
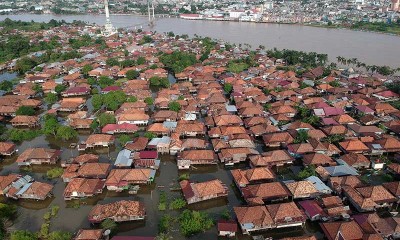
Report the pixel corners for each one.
[249,150,294,167]
[125,137,148,151]
[58,98,86,112]
[328,175,363,194]
[88,200,145,223]
[231,167,275,188]
[116,113,149,125]
[16,148,61,166]
[134,159,160,170]
[263,132,294,147]
[105,169,156,191]
[70,118,93,129]
[101,123,138,134]
[284,180,320,199]
[62,86,90,97]
[62,154,99,167]
[241,182,291,204]
[320,220,365,240]
[64,178,105,200]
[180,179,228,204]
[84,134,115,148]
[74,229,104,240]
[339,140,369,154]
[234,202,306,235]
[10,115,40,127]
[218,148,259,165]
[339,153,370,169]
[218,220,237,237]
[302,153,336,166]
[0,142,16,156]
[175,121,206,137]
[0,174,20,195]
[343,185,397,212]
[177,150,217,169]
[147,136,171,154]
[6,175,53,200]
[114,149,133,168]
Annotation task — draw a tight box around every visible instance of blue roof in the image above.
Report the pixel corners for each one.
[115,149,133,167]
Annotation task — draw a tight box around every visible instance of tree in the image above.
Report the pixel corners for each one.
[92,94,103,111]
[10,230,38,240]
[16,106,35,116]
[47,232,72,240]
[55,84,66,94]
[82,64,93,76]
[297,165,316,180]
[144,132,156,139]
[98,76,114,89]
[127,96,137,103]
[136,56,146,65]
[0,203,17,219]
[227,61,249,73]
[0,80,13,92]
[159,214,173,234]
[169,198,186,210]
[15,57,37,74]
[145,97,154,105]
[223,83,233,94]
[126,70,140,80]
[98,113,116,127]
[294,129,309,143]
[323,134,345,144]
[106,58,119,67]
[103,91,126,110]
[43,115,59,136]
[178,210,214,237]
[45,93,58,104]
[56,126,77,140]
[101,219,117,232]
[149,76,170,88]
[118,134,131,146]
[168,101,181,112]
[6,129,42,142]
[159,51,198,73]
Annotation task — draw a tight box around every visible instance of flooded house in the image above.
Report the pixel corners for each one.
[105,169,156,191]
[64,178,106,200]
[180,179,228,204]
[0,142,17,156]
[16,148,61,166]
[88,200,145,223]
[177,149,217,169]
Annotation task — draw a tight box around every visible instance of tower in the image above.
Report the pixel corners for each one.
[148,0,155,26]
[103,0,116,36]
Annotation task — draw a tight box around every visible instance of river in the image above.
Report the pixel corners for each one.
[1,14,400,68]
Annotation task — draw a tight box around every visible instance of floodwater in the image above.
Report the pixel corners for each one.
[1,14,400,68]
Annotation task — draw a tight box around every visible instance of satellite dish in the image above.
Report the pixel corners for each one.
[103,229,111,236]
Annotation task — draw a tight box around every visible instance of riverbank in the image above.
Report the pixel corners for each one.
[307,22,400,37]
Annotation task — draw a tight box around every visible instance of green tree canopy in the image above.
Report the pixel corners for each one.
[98,113,116,127]
[16,106,36,116]
[144,97,154,105]
[45,93,58,104]
[159,51,198,73]
[47,231,73,240]
[98,76,114,89]
[168,101,181,112]
[149,76,169,88]
[223,83,233,94]
[118,134,132,146]
[178,210,214,237]
[126,70,140,80]
[54,84,66,94]
[0,80,13,92]
[10,230,38,240]
[82,64,93,76]
[56,126,77,140]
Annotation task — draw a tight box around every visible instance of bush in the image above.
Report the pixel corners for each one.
[158,191,167,211]
[101,219,117,231]
[149,76,169,88]
[178,173,190,181]
[46,168,63,179]
[11,230,38,240]
[169,198,186,210]
[47,231,73,240]
[159,214,173,233]
[178,210,214,237]
[144,132,156,140]
[0,203,17,219]
[51,205,60,216]
[39,223,49,238]
[168,101,181,112]
[56,126,78,140]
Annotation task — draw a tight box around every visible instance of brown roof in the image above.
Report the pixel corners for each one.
[85,134,114,145]
[339,140,369,152]
[0,174,19,191]
[231,168,275,186]
[74,229,103,240]
[320,220,364,240]
[105,169,153,186]
[249,150,293,167]
[16,148,60,163]
[234,205,274,228]
[88,200,145,222]
[285,181,319,198]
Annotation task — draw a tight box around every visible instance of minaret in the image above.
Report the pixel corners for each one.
[103,0,116,36]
